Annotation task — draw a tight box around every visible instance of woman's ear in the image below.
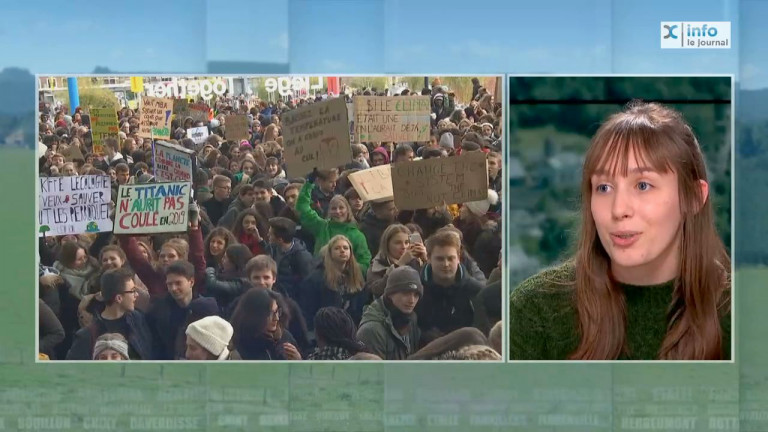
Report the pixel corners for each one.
[695,179,710,213]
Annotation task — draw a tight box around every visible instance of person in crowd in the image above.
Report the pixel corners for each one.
[263,217,314,300]
[416,231,484,343]
[509,102,731,360]
[229,289,302,360]
[67,268,154,360]
[218,184,257,230]
[39,299,65,359]
[53,240,100,300]
[204,244,253,313]
[231,208,268,256]
[299,235,367,329]
[184,316,234,361]
[307,307,368,360]
[307,168,338,217]
[202,175,233,225]
[296,170,371,274]
[203,227,238,269]
[357,266,422,360]
[365,224,427,298]
[93,333,131,361]
[359,199,398,255]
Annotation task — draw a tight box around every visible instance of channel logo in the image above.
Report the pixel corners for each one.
[660,22,731,49]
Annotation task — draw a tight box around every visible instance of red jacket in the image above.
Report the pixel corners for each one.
[118,227,207,298]
[239,232,266,256]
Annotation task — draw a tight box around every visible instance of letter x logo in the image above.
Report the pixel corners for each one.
[664,24,678,39]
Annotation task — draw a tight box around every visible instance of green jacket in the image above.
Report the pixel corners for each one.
[296,182,372,275]
[356,297,420,360]
[509,261,732,360]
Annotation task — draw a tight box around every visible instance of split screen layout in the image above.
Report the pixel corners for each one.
[37,75,732,362]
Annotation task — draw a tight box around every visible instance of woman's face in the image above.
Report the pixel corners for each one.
[159,246,180,269]
[242,162,255,177]
[108,168,116,182]
[185,337,213,361]
[229,161,240,173]
[230,147,241,160]
[329,201,348,222]
[267,163,278,177]
[371,153,385,167]
[349,196,363,211]
[101,251,124,271]
[74,248,88,269]
[242,215,258,235]
[266,300,280,333]
[209,236,226,257]
[221,253,234,272]
[331,239,351,263]
[482,125,493,137]
[202,147,212,158]
[96,349,124,361]
[590,150,687,284]
[138,244,150,262]
[85,155,94,164]
[62,164,76,176]
[388,232,410,261]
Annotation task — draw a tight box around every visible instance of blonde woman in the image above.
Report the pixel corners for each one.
[299,235,367,329]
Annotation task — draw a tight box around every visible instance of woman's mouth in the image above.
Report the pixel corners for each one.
[610,231,641,247]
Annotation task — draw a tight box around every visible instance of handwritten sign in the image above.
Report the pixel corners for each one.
[39,175,113,236]
[354,96,430,143]
[224,115,249,141]
[186,126,209,146]
[139,97,173,139]
[90,108,119,156]
[189,103,210,123]
[391,152,489,210]
[348,165,393,202]
[281,97,351,177]
[153,141,196,182]
[114,182,191,234]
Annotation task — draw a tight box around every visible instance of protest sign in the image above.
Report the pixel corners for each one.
[186,126,209,146]
[39,175,113,236]
[153,141,196,182]
[281,97,351,177]
[114,182,191,234]
[189,103,210,123]
[391,152,489,210]
[139,97,173,139]
[348,165,393,202]
[90,107,119,156]
[354,96,430,143]
[173,99,190,121]
[224,115,249,141]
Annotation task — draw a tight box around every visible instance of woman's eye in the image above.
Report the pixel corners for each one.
[595,184,611,193]
[637,181,652,191]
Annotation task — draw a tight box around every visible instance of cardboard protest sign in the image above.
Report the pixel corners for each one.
[186,126,209,146]
[39,175,113,236]
[348,165,393,202]
[139,97,173,139]
[61,145,85,163]
[90,107,119,156]
[189,103,210,123]
[173,99,190,121]
[281,97,351,177]
[114,182,191,234]
[153,141,197,182]
[391,152,489,210]
[224,115,249,141]
[354,96,430,143]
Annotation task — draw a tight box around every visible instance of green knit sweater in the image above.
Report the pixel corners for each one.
[509,262,731,360]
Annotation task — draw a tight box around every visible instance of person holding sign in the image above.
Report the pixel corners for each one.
[296,170,372,275]
[509,102,731,360]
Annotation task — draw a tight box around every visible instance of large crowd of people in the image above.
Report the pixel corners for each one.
[38,77,504,361]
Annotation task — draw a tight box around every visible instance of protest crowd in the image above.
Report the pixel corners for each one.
[37,77,504,361]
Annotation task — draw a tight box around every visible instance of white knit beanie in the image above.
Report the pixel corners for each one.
[463,189,499,217]
[185,316,234,360]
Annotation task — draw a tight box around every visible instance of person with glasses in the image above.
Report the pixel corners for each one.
[67,268,155,360]
[229,289,302,360]
[202,175,233,226]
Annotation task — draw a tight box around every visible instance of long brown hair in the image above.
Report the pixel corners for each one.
[321,235,364,294]
[571,101,730,360]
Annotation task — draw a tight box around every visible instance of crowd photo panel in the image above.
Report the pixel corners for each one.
[506,76,733,361]
[37,75,505,362]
